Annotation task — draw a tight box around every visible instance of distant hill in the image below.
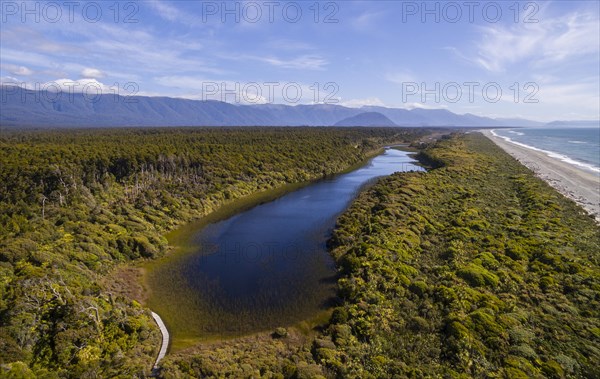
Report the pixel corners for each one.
[493,118,545,127]
[334,112,397,127]
[546,120,600,127]
[0,85,557,128]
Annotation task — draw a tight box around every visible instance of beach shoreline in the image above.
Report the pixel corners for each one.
[480,129,600,223]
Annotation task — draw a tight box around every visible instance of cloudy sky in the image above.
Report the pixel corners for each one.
[1,0,599,121]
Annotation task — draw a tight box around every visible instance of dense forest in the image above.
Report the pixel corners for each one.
[159,133,600,378]
[0,127,425,378]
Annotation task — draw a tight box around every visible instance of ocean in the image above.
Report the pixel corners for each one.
[491,127,600,174]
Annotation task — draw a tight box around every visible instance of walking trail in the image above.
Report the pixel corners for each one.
[151,311,169,373]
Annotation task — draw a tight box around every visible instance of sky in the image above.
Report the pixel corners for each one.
[1,0,599,122]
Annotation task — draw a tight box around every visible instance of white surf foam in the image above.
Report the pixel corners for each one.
[490,130,600,174]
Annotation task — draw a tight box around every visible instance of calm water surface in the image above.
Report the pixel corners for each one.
[147,148,423,342]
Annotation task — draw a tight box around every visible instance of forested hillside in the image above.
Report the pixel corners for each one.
[1,86,512,128]
[0,127,424,378]
[160,133,600,378]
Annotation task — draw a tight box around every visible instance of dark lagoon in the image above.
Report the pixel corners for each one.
[145,148,423,347]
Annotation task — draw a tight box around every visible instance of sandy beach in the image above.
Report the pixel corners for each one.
[481,129,600,223]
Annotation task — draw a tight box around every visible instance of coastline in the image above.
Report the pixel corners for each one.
[481,129,600,223]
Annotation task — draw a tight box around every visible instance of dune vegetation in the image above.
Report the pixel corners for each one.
[160,133,600,378]
[0,127,424,378]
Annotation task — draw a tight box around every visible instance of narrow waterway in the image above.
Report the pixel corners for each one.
[145,148,423,347]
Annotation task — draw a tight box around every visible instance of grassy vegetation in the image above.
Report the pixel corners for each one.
[0,127,426,377]
[160,133,600,378]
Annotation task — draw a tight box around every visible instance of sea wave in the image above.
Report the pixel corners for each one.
[508,130,525,136]
[490,130,600,174]
[568,140,587,144]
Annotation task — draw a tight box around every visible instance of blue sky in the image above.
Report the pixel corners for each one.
[1,0,599,121]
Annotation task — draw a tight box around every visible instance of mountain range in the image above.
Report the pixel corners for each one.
[0,86,590,128]
[334,112,397,127]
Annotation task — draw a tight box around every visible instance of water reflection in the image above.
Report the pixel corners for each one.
[151,148,423,338]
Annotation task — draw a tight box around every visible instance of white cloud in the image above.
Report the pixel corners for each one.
[43,78,113,94]
[444,7,600,121]
[265,39,314,51]
[541,13,600,62]
[254,55,328,70]
[340,97,387,108]
[352,11,385,31]
[0,49,56,71]
[153,75,329,105]
[1,26,81,54]
[467,11,600,72]
[1,17,220,84]
[81,68,104,79]
[0,76,22,85]
[1,64,33,76]
[537,81,600,110]
[146,0,188,23]
[154,75,270,104]
[14,66,33,76]
[491,75,599,119]
[530,73,560,84]
[219,53,328,70]
[145,0,212,27]
[154,75,208,90]
[83,24,221,76]
[0,78,117,95]
[405,102,447,110]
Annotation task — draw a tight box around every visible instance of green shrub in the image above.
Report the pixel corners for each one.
[457,264,499,288]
